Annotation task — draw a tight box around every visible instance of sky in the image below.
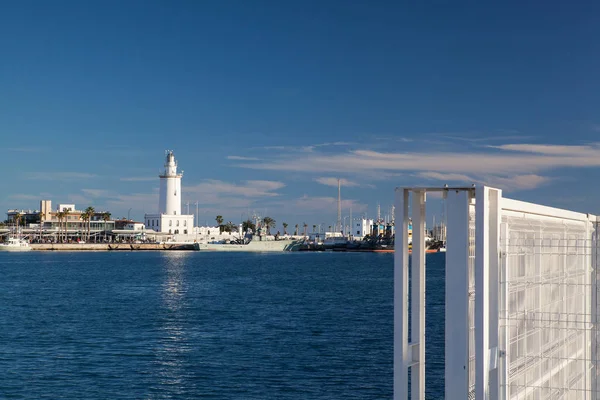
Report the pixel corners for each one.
[2,1,600,231]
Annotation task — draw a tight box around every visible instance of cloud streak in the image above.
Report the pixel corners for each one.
[314,177,368,188]
[235,142,600,177]
[25,172,97,181]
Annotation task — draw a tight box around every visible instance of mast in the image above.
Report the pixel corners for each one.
[337,178,342,233]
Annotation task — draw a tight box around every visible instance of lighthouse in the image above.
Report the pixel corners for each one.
[144,150,194,236]
[159,150,182,215]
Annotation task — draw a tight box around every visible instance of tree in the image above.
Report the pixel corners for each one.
[216,215,224,232]
[242,219,256,233]
[223,221,236,233]
[312,224,316,233]
[102,212,111,241]
[14,212,22,230]
[84,206,95,241]
[56,211,65,242]
[63,208,71,242]
[262,216,276,235]
[294,224,299,236]
[282,222,288,235]
[303,222,308,236]
[80,212,89,242]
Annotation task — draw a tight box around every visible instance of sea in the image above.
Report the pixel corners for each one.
[0,251,445,399]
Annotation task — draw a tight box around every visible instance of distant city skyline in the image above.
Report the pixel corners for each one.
[3,1,600,228]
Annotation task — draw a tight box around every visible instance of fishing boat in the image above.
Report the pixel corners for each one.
[0,237,32,252]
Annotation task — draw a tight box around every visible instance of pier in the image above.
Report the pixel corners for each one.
[30,243,199,251]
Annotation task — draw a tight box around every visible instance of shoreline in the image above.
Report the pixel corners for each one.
[29,243,199,251]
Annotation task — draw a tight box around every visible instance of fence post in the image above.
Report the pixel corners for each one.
[394,188,410,399]
[445,189,471,398]
[475,186,501,400]
[411,190,426,399]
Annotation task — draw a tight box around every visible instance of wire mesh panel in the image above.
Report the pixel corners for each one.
[469,204,477,399]
[500,208,594,399]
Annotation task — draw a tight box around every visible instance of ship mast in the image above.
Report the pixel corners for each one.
[337,178,342,232]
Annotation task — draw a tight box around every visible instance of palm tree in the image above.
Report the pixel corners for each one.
[14,212,22,230]
[282,222,288,235]
[312,224,316,233]
[84,206,95,241]
[262,216,275,235]
[223,221,236,233]
[303,222,308,236]
[102,212,111,241]
[242,219,256,233]
[216,215,223,232]
[56,211,64,242]
[63,208,71,242]
[80,212,88,242]
[294,224,299,236]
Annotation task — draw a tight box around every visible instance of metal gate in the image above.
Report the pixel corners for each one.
[394,186,599,399]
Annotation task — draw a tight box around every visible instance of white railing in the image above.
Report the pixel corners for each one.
[394,186,599,400]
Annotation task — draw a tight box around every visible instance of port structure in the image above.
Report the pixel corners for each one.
[394,186,600,399]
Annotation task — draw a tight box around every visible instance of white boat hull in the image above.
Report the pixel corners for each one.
[0,237,32,252]
[199,239,298,252]
[0,243,32,252]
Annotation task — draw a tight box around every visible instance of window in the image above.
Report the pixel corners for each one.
[184,229,187,234]
[357,230,360,235]
[169,220,172,227]
[169,229,172,234]
[184,220,187,227]
[176,220,179,227]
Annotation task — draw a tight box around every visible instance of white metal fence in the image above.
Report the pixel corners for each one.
[394,186,599,399]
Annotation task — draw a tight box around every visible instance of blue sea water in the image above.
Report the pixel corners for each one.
[0,251,445,399]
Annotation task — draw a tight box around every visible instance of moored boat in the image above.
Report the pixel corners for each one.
[0,237,32,252]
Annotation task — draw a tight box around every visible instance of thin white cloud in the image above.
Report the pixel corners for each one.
[186,179,285,200]
[6,147,47,153]
[315,177,363,188]
[266,195,368,217]
[235,143,600,176]
[25,172,97,180]
[120,176,156,182]
[417,171,551,191]
[81,189,111,197]
[226,155,260,161]
[491,143,599,155]
[8,193,47,201]
[417,172,475,182]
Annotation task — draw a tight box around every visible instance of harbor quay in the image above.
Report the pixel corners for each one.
[29,242,199,251]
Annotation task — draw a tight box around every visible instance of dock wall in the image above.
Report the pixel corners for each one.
[30,243,199,251]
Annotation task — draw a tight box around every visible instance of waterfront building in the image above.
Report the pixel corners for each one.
[352,217,374,239]
[144,151,194,235]
[4,200,115,242]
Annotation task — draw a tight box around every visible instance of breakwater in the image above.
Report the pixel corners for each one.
[30,243,199,251]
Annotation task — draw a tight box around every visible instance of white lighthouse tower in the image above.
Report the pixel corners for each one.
[159,150,182,215]
[144,150,194,236]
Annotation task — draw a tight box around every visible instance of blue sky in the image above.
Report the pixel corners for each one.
[2,1,600,230]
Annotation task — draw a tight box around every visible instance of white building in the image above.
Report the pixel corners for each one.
[144,151,194,235]
[352,217,373,239]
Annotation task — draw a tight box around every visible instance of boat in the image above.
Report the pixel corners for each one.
[199,235,300,252]
[0,237,32,252]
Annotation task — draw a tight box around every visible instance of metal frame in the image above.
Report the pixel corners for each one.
[394,185,599,399]
[394,187,475,399]
[445,189,473,398]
